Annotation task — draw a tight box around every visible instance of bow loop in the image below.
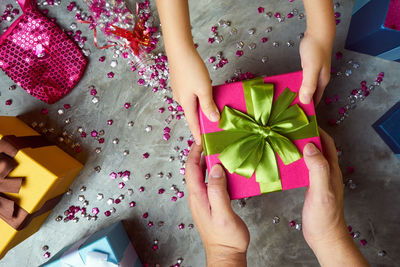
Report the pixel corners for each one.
[269,104,309,134]
[219,106,259,134]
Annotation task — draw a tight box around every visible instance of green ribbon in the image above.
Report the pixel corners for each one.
[202,78,319,193]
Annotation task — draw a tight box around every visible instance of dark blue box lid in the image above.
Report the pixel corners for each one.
[372,101,400,155]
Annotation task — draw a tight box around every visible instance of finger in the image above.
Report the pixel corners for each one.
[300,66,320,104]
[318,128,343,191]
[318,128,338,167]
[186,144,210,216]
[314,67,331,105]
[303,142,331,194]
[183,95,202,145]
[197,86,220,122]
[207,164,233,216]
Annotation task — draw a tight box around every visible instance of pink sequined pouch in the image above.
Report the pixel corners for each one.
[0,0,87,104]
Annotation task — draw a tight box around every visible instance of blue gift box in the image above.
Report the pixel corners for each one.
[373,101,400,159]
[345,0,400,62]
[40,221,142,267]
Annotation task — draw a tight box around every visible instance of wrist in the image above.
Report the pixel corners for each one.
[206,245,247,267]
[308,226,362,265]
[303,30,334,52]
[165,44,198,66]
[309,229,351,254]
[306,221,349,251]
[164,39,197,60]
[305,221,369,266]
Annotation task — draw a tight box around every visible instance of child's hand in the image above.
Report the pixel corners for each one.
[299,33,332,105]
[186,144,249,266]
[302,129,369,266]
[169,49,220,145]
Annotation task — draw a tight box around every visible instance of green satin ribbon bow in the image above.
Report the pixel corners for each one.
[202,78,319,193]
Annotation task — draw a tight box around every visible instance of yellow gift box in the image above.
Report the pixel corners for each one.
[0,116,83,259]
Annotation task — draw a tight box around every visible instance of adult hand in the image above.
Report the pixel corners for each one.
[185,144,249,267]
[302,129,368,266]
[169,49,220,145]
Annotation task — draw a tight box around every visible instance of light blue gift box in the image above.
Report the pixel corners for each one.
[40,221,142,267]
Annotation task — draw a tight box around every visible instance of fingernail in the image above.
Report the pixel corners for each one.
[210,165,223,178]
[304,143,319,156]
[209,110,220,122]
[300,93,312,104]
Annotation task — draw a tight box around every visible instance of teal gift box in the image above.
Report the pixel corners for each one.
[40,221,142,267]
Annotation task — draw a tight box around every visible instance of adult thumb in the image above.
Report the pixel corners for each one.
[207,164,232,215]
[303,143,331,193]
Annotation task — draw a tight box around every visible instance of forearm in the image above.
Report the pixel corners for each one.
[155,0,195,61]
[310,233,369,267]
[302,0,336,47]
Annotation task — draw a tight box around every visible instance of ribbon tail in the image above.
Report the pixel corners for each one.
[77,20,117,50]
[0,153,23,193]
[267,133,302,165]
[219,135,263,178]
[233,138,266,178]
[0,195,15,219]
[255,143,283,193]
[0,177,23,193]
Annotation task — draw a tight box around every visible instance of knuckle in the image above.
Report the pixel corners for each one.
[214,217,230,228]
[208,185,225,196]
[189,191,205,204]
[314,191,336,205]
[185,160,196,169]
[302,80,317,90]
[313,158,330,171]
[197,87,212,98]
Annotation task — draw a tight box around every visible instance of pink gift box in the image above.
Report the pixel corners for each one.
[199,71,322,199]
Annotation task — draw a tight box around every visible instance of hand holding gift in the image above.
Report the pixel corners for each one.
[186,144,250,267]
[185,129,369,266]
[302,129,369,267]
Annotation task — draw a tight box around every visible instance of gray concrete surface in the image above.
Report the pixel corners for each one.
[0,0,400,266]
